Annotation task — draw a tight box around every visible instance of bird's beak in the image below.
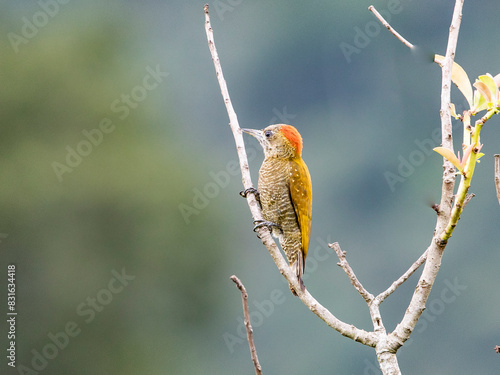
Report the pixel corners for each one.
[242,128,264,142]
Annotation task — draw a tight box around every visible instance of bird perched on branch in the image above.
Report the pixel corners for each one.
[242,124,312,295]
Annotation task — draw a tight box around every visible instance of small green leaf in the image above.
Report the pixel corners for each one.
[479,74,498,102]
[433,146,462,171]
[472,89,488,114]
[473,80,492,107]
[435,54,473,108]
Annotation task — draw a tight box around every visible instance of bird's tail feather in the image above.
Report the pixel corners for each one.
[297,251,305,292]
[289,253,305,296]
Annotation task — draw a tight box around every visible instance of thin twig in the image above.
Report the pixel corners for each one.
[230,275,263,375]
[329,243,374,303]
[377,249,428,303]
[368,5,414,49]
[203,4,262,220]
[204,3,379,349]
[463,193,475,209]
[495,155,500,206]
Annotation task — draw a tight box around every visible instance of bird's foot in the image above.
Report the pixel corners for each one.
[240,187,260,202]
[252,220,281,234]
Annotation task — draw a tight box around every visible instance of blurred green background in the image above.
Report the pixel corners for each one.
[1,0,499,374]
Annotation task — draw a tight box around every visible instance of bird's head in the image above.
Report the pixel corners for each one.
[242,124,303,159]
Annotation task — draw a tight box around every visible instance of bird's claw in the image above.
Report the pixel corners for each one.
[252,220,281,233]
[240,187,260,201]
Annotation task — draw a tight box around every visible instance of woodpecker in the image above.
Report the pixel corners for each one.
[242,124,312,295]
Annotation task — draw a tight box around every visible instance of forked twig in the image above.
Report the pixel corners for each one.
[230,275,263,375]
[368,5,414,49]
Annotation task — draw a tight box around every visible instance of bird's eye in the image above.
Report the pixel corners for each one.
[264,130,272,138]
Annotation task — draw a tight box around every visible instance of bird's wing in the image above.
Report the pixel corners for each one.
[289,158,313,262]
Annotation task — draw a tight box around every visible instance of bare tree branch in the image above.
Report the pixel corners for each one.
[203,3,379,349]
[495,154,500,206]
[230,275,263,375]
[368,5,414,49]
[376,249,428,303]
[329,242,374,303]
[205,2,473,374]
[392,0,465,347]
[203,4,260,220]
